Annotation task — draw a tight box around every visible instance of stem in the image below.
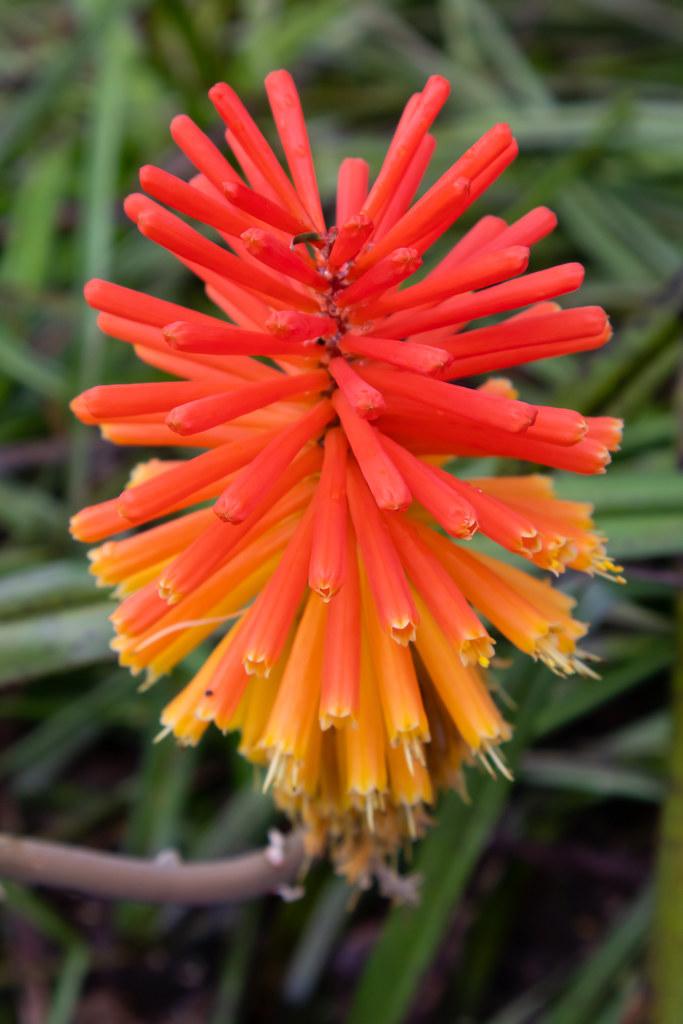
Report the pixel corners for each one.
[0,830,304,905]
[651,598,683,1022]
[650,337,683,1022]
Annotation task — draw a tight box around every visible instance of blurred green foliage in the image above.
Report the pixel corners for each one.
[0,0,681,1021]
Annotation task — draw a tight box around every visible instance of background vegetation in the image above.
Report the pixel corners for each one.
[0,0,682,1020]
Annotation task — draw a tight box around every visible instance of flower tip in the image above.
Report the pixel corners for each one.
[509,244,531,272]
[83,278,106,307]
[568,261,586,287]
[391,620,418,646]
[310,579,341,603]
[453,175,471,195]
[164,408,191,436]
[425,74,451,99]
[392,247,422,273]
[458,516,479,541]
[68,512,84,541]
[265,311,293,336]
[243,650,271,678]
[241,227,266,253]
[162,321,187,349]
[478,377,519,401]
[70,393,96,424]
[207,82,229,104]
[169,113,191,134]
[138,165,158,192]
[539,206,559,231]
[608,418,624,448]
[123,193,148,224]
[135,209,156,235]
[264,68,292,88]
[213,498,247,525]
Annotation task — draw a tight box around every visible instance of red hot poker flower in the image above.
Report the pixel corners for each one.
[70,71,623,886]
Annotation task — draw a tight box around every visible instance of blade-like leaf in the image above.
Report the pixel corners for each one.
[0,603,115,685]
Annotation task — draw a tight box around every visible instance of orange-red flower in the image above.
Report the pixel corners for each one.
[70,71,623,885]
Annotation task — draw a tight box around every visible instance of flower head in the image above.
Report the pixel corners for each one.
[71,71,623,886]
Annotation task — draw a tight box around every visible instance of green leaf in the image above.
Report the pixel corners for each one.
[68,7,133,508]
[553,287,682,414]
[555,471,683,514]
[2,884,90,1024]
[0,6,109,166]
[0,603,115,685]
[521,752,663,802]
[2,882,82,946]
[0,480,65,544]
[283,879,350,1005]
[0,142,72,291]
[558,181,655,282]
[0,324,65,399]
[348,666,548,1024]
[46,945,90,1024]
[122,724,197,859]
[598,513,683,560]
[545,887,651,1024]
[532,638,673,739]
[0,671,134,794]
[209,905,262,1024]
[465,0,551,106]
[190,788,274,860]
[115,712,197,936]
[0,560,103,620]
[591,710,670,760]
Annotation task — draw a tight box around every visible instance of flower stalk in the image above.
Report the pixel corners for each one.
[0,830,304,905]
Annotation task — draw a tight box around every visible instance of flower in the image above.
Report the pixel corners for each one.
[70,71,623,886]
